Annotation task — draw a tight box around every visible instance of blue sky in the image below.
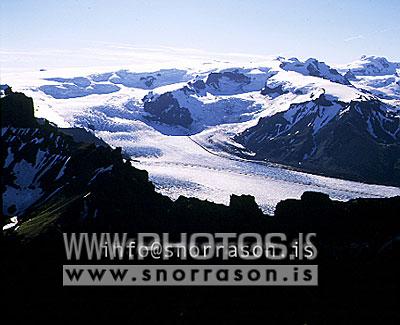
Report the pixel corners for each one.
[1,0,399,64]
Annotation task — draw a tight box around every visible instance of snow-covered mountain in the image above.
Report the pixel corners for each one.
[235,93,400,185]
[337,55,400,100]
[2,53,400,210]
[339,55,400,76]
[280,57,351,85]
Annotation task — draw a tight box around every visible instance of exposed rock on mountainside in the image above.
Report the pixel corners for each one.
[143,92,193,128]
[1,90,37,127]
[235,93,400,186]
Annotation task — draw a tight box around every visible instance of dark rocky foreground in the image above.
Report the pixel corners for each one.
[1,91,400,323]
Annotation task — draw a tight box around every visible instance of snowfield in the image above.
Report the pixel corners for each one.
[2,49,400,213]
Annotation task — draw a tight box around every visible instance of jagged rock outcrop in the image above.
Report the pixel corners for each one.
[1,91,37,127]
[143,92,193,128]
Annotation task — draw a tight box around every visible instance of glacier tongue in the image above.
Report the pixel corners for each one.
[113,123,400,214]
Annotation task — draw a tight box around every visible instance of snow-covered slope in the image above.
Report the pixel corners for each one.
[339,55,400,76]
[235,93,400,185]
[2,126,71,214]
[337,56,400,100]
[280,57,351,85]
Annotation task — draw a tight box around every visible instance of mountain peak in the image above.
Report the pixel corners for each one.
[279,57,351,85]
[342,55,399,76]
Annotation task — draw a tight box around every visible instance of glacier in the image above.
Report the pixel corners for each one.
[3,51,400,213]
